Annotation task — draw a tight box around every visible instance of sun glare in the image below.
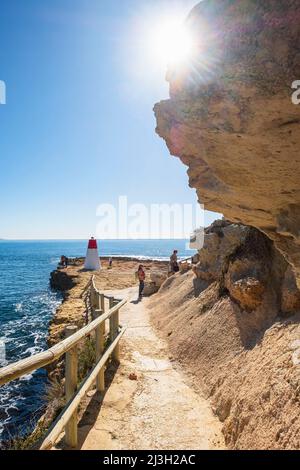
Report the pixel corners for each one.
[123,3,198,99]
[149,18,195,67]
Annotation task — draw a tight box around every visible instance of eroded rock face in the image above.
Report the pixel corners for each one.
[50,269,77,293]
[281,265,300,315]
[149,221,300,448]
[194,220,300,319]
[193,220,249,281]
[154,0,300,286]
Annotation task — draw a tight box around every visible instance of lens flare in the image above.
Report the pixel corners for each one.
[148,18,195,66]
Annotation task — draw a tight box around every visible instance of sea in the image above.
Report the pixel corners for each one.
[0,239,195,443]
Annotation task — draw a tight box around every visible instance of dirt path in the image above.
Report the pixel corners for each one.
[78,287,225,450]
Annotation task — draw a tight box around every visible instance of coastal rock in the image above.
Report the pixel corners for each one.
[142,272,169,296]
[150,272,168,288]
[193,221,249,281]
[281,265,300,315]
[193,219,300,319]
[48,259,169,345]
[50,269,77,292]
[154,0,300,287]
[225,275,265,312]
[143,282,159,296]
[149,220,300,449]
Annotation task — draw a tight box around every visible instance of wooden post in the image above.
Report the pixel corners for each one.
[91,285,98,311]
[109,297,114,343]
[0,298,127,387]
[109,299,120,362]
[39,327,126,450]
[100,294,106,335]
[64,325,78,448]
[113,304,120,363]
[100,293,105,312]
[94,310,105,392]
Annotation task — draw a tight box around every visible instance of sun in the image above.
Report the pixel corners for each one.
[123,6,197,95]
[149,18,195,67]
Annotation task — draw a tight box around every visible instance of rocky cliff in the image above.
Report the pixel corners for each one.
[149,220,300,449]
[154,0,300,286]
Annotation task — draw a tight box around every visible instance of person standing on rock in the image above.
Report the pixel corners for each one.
[136,265,146,299]
[59,255,67,268]
[170,250,179,274]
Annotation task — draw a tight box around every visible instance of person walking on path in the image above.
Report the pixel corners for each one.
[136,264,146,300]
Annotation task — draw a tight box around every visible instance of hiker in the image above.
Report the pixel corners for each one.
[170,250,179,273]
[60,255,67,267]
[136,264,146,299]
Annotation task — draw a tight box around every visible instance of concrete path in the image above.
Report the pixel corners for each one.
[78,287,225,450]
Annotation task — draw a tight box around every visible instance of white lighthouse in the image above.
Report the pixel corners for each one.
[84,237,101,271]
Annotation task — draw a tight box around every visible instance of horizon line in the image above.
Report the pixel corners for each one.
[0,237,193,241]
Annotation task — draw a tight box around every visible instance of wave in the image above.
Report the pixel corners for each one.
[0,288,62,441]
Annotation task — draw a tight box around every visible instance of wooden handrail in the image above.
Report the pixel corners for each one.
[91,276,101,294]
[91,276,121,301]
[0,299,126,386]
[40,327,126,450]
[80,278,92,298]
[0,275,127,449]
[180,256,193,263]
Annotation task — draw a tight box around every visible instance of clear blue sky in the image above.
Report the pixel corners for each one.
[0,0,220,239]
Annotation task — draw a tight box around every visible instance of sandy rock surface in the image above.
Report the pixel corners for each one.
[48,258,168,346]
[74,288,224,450]
[148,221,300,449]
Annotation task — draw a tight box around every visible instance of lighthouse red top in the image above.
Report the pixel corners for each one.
[88,238,97,249]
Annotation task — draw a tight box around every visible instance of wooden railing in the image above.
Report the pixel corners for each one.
[0,276,127,450]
